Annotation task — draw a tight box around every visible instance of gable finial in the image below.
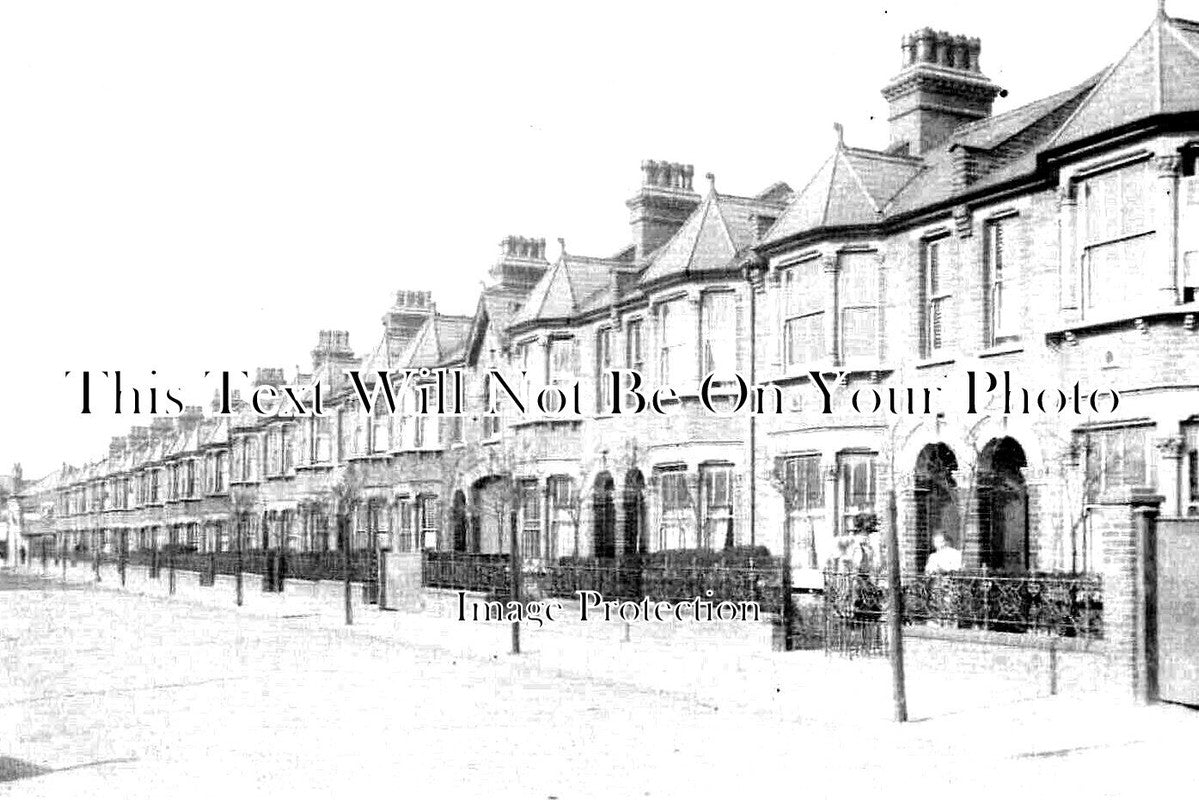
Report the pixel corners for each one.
[834,122,845,148]
[1159,0,1167,18]
[557,236,566,256]
[705,172,716,193]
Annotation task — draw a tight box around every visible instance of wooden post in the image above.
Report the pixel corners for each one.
[343,507,353,626]
[1049,638,1059,696]
[510,506,521,655]
[886,488,908,722]
[781,494,794,651]
[168,525,177,596]
[235,513,244,606]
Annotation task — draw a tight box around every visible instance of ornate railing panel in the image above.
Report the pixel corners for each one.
[823,569,1103,653]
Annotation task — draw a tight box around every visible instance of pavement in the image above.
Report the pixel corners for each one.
[2,567,1198,799]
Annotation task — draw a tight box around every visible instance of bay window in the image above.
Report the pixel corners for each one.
[657,469,693,550]
[520,480,541,559]
[837,252,879,363]
[839,453,877,536]
[657,300,688,386]
[1084,425,1153,500]
[548,476,576,559]
[701,291,736,378]
[783,259,825,368]
[1081,161,1154,312]
[626,319,645,374]
[783,454,824,569]
[419,495,440,550]
[700,464,734,550]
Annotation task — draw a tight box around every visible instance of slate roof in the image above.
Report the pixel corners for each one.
[402,313,474,367]
[763,10,1198,245]
[641,188,789,285]
[764,145,922,242]
[1048,13,1199,148]
[510,252,623,327]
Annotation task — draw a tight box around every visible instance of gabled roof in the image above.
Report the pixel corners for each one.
[1048,12,1199,149]
[400,313,474,368]
[763,145,921,244]
[510,252,620,327]
[642,187,787,284]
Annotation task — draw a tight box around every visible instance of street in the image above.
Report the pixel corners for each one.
[2,570,1197,799]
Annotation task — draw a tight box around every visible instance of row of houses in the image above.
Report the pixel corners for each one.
[8,9,1199,587]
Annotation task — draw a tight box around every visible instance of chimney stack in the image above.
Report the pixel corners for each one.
[109,437,127,459]
[383,290,435,365]
[882,28,1002,156]
[489,236,551,295]
[627,160,701,261]
[149,418,174,438]
[310,329,357,387]
[178,406,204,434]
[128,426,149,448]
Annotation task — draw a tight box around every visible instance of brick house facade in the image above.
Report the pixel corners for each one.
[15,10,1199,588]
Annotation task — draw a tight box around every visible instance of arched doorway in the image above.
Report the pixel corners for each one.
[450,490,468,552]
[593,472,616,559]
[623,469,646,556]
[978,437,1029,573]
[914,443,959,572]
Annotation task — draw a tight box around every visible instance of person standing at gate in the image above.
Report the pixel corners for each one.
[925,531,962,573]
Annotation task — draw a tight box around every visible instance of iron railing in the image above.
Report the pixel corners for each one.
[421,551,783,612]
[823,569,1104,648]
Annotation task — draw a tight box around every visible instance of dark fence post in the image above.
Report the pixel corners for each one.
[781,508,794,651]
[235,515,244,606]
[168,527,177,596]
[510,508,521,655]
[343,514,353,626]
[119,530,127,587]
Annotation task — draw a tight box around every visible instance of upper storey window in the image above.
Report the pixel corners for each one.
[625,319,645,374]
[920,237,951,357]
[782,259,825,369]
[657,300,688,385]
[1081,161,1154,312]
[701,291,736,379]
[985,217,1020,345]
[837,252,879,364]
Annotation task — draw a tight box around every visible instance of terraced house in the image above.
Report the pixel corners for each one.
[14,8,1199,598]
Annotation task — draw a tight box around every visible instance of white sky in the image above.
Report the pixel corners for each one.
[0,0,1190,479]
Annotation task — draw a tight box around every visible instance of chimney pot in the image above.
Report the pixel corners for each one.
[883,27,1002,155]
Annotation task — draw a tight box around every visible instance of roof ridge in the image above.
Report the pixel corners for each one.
[682,192,713,276]
[1045,19,1156,149]
[562,259,580,312]
[841,145,922,164]
[837,149,883,214]
[709,191,740,258]
[1165,16,1199,61]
